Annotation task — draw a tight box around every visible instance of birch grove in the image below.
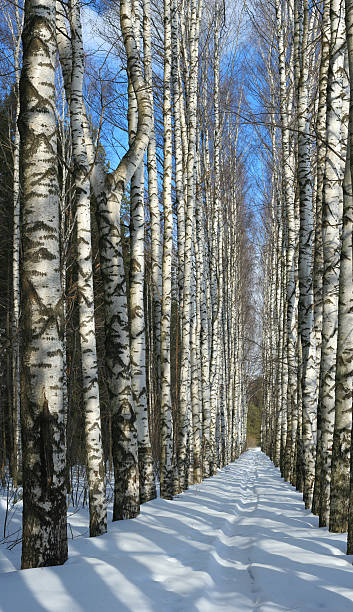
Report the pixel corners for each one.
[260,0,353,555]
[8,0,353,583]
[0,0,256,569]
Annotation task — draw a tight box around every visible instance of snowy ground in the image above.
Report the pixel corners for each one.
[1,448,353,611]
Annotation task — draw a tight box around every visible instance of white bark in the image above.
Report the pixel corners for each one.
[191,228,202,483]
[69,0,107,537]
[318,0,345,527]
[275,0,298,483]
[143,0,162,439]
[330,125,353,533]
[172,1,186,319]
[70,0,151,520]
[209,6,221,476]
[312,0,330,516]
[19,0,67,568]
[345,0,353,555]
[160,0,174,500]
[296,0,317,509]
[129,2,156,506]
[177,0,201,491]
[195,155,211,478]
[11,3,23,485]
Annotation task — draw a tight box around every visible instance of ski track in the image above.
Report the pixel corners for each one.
[1,448,353,611]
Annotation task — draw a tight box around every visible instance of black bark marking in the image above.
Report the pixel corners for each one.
[39,394,54,494]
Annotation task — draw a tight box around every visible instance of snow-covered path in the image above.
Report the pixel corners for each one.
[2,448,353,611]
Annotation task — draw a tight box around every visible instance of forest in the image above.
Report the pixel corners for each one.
[1,0,353,610]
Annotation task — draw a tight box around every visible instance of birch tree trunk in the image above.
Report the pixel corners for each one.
[296,0,317,509]
[143,0,161,463]
[172,1,186,334]
[312,0,330,516]
[195,156,211,478]
[11,3,23,485]
[275,207,285,466]
[177,0,201,490]
[317,0,345,527]
[275,0,297,483]
[209,4,222,477]
[82,0,152,520]
[129,128,156,505]
[329,10,352,533]
[129,1,156,505]
[346,0,353,555]
[330,131,353,533]
[160,0,174,499]
[172,0,186,417]
[56,4,71,443]
[191,228,202,483]
[69,0,107,537]
[19,0,67,568]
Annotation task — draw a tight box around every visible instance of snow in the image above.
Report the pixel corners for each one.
[1,448,353,611]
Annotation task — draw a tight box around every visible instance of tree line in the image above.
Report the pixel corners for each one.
[259,0,353,554]
[0,0,255,569]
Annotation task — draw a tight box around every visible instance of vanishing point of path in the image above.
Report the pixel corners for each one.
[1,448,353,611]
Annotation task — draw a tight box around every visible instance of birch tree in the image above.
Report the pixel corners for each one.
[177,0,201,491]
[330,132,353,533]
[346,0,353,555]
[94,0,152,519]
[274,0,298,484]
[316,0,345,527]
[330,0,353,536]
[4,0,23,485]
[69,0,107,536]
[296,0,317,509]
[208,3,223,477]
[160,0,174,499]
[19,0,67,568]
[143,0,161,463]
[312,0,330,517]
[76,0,153,520]
[129,1,156,505]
